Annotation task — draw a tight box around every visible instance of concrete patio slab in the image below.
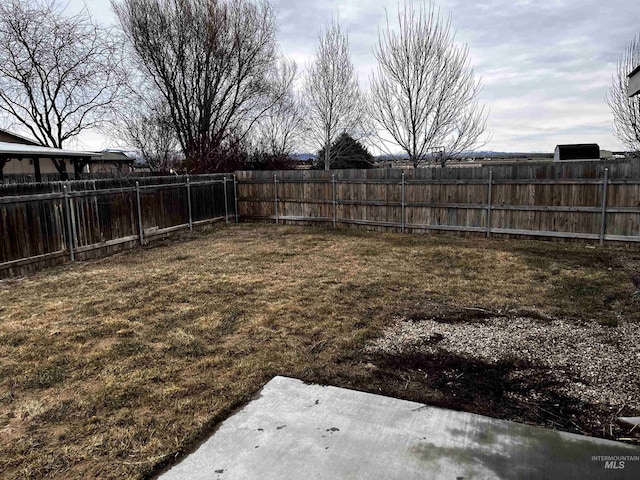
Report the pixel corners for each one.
[158,376,640,479]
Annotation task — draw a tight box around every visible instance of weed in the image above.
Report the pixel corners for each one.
[597,317,620,328]
[215,308,243,336]
[0,330,30,347]
[23,357,70,390]
[107,340,150,358]
[165,329,208,358]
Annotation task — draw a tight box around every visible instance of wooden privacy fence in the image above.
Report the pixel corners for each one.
[236,161,640,244]
[1,172,157,184]
[0,174,237,278]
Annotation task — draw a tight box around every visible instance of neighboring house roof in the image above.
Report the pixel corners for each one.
[95,150,136,163]
[0,128,42,146]
[0,141,100,158]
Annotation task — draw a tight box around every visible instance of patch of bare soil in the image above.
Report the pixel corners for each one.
[355,302,640,443]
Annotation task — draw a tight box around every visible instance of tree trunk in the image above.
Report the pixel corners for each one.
[32,157,42,182]
[324,139,331,171]
[52,158,69,181]
[73,158,90,178]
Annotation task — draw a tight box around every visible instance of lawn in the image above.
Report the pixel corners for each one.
[0,223,639,479]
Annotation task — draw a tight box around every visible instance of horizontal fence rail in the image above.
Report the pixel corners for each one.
[3,160,640,278]
[0,175,237,278]
[235,162,640,245]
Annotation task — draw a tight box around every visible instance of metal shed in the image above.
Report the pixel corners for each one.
[553,144,600,162]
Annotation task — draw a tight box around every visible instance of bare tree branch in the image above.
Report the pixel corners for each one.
[110,85,180,173]
[113,0,286,172]
[247,58,304,159]
[0,0,126,157]
[369,2,488,168]
[606,33,640,153]
[303,19,367,171]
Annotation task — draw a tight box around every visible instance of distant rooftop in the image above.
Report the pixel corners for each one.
[0,141,99,158]
[95,150,137,163]
[0,127,42,146]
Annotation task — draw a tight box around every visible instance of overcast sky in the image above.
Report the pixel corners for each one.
[66,0,639,153]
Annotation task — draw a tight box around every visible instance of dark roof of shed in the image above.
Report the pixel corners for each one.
[628,64,640,78]
[554,144,600,160]
[555,144,599,149]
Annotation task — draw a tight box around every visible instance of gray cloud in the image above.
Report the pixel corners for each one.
[66,0,640,152]
[439,0,640,150]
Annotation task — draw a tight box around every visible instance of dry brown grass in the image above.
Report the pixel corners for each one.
[0,223,638,479]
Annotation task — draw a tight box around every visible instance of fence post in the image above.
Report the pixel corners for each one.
[136,181,144,245]
[63,185,74,261]
[186,176,193,231]
[332,174,336,227]
[599,168,609,245]
[210,176,217,223]
[223,176,229,223]
[401,171,406,233]
[233,174,239,223]
[274,174,279,224]
[486,169,493,238]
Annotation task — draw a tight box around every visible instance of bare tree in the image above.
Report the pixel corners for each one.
[303,19,366,171]
[0,0,125,176]
[606,34,640,152]
[113,0,289,172]
[369,2,487,168]
[248,59,303,159]
[112,93,180,173]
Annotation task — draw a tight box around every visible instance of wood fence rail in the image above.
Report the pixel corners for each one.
[3,160,640,279]
[235,162,640,244]
[0,174,237,278]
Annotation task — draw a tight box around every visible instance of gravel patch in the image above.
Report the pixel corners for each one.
[366,313,640,416]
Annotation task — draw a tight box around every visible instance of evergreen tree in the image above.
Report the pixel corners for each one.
[315,133,374,169]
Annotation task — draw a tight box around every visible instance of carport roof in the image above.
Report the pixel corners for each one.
[0,141,100,158]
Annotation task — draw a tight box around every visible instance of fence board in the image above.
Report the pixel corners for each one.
[236,162,640,243]
[1,174,235,278]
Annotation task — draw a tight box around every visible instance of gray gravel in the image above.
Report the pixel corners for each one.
[366,313,640,415]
